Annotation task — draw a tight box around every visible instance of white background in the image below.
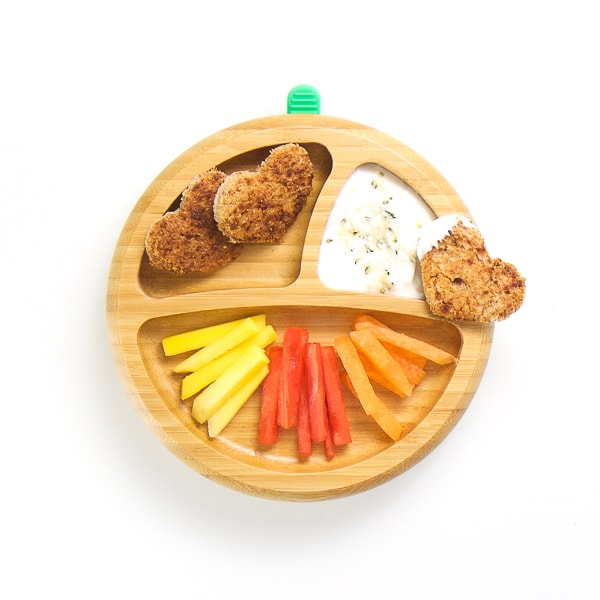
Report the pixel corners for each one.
[2,1,598,598]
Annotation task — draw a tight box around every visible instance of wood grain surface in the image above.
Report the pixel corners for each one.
[106,114,493,501]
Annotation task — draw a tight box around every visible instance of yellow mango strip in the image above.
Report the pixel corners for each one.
[162,317,244,357]
[174,317,261,374]
[181,325,277,399]
[191,345,269,424]
[162,314,266,356]
[207,364,270,438]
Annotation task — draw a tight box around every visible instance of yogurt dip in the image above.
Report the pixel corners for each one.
[416,213,477,260]
[318,164,435,298]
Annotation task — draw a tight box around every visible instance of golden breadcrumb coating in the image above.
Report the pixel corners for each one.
[420,222,525,322]
[145,170,242,274]
[260,143,314,202]
[213,143,313,243]
[213,172,298,243]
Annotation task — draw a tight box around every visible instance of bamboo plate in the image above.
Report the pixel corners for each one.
[106,113,493,501]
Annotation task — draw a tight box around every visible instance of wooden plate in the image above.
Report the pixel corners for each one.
[106,114,493,501]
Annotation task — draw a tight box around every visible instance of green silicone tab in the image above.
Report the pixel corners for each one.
[287,84,321,114]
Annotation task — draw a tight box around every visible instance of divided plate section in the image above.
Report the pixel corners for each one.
[138,307,462,473]
[138,143,333,298]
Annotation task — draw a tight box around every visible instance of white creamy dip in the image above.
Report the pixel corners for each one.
[318,164,435,299]
[416,213,477,260]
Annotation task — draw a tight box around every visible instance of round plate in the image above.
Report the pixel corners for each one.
[106,114,493,501]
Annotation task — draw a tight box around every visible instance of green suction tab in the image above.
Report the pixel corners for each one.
[287,84,321,114]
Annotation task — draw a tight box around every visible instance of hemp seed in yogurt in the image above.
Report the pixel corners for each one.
[318,164,435,299]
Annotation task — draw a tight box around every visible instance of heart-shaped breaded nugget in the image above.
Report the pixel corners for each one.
[213,143,313,243]
[145,170,242,274]
[417,215,525,322]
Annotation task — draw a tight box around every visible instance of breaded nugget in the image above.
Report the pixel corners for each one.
[145,170,242,274]
[419,219,525,322]
[260,143,314,204]
[212,172,299,243]
[179,170,226,222]
[214,143,313,243]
